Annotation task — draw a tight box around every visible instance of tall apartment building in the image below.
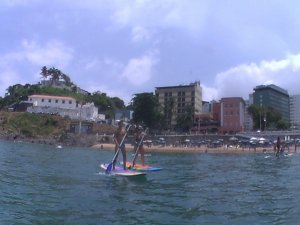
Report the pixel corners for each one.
[253,84,290,124]
[290,95,300,129]
[220,97,245,134]
[155,81,202,128]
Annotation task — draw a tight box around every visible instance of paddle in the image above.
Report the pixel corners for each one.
[105,124,132,174]
[130,127,148,168]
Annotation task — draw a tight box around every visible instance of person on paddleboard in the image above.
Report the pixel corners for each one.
[131,125,146,167]
[113,120,127,170]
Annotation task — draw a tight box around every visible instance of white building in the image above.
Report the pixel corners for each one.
[28,95,77,109]
[27,95,104,122]
[290,95,300,129]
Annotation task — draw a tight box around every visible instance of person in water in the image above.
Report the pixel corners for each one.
[131,125,146,167]
[276,136,281,157]
[113,120,127,170]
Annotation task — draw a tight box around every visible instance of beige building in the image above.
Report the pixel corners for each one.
[155,81,202,128]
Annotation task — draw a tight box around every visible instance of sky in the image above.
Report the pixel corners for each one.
[1,0,300,105]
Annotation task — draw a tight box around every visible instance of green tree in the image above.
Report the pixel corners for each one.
[48,67,61,85]
[277,119,289,130]
[175,104,194,132]
[111,97,125,109]
[163,97,175,130]
[131,92,163,129]
[61,73,72,86]
[247,105,287,130]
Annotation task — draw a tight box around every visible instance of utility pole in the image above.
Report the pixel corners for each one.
[259,95,262,131]
[198,116,200,134]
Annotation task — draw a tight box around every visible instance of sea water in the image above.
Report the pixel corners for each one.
[1,140,300,225]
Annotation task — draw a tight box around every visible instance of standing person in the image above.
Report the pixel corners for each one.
[132,125,146,167]
[276,136,281,157]
[113,120,127,170]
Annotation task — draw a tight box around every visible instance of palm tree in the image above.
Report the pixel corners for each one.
[48,67,61,86]
[61,73,72,86]
[40,66,48,81]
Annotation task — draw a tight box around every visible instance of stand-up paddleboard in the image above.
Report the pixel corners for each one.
[100,163,146,176]
[126,162,162,172]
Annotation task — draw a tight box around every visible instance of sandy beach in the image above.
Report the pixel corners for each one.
[91,143,294,154]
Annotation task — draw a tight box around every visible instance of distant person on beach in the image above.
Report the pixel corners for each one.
[276,136,281,156]
[113,120,127,170]
[131,125,146,167]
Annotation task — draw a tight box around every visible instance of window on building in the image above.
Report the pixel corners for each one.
[62,100,65,104]
[182,92,185,96]
[69,100,72,104]
[178,92,181,96]
[29,98,32,101]
[41,99,44,102]
[48,99,51,103]
[55,100,58,103]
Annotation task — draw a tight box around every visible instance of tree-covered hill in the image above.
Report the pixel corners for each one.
[0,66,125,118]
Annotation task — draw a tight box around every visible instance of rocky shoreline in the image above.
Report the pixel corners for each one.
[0,133,98,147]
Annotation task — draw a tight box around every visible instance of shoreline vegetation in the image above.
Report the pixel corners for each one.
[91,143,298,154]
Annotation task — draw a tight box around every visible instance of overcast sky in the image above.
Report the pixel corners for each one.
[1,0,300,104]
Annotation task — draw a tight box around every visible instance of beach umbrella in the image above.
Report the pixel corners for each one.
[229,137,238,141]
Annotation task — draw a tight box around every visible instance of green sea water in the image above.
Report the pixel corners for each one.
[1,140,300,224]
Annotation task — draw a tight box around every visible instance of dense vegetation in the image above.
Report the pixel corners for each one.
[247,105,289,130]
[130,92,195,132]
[131,92,163,130]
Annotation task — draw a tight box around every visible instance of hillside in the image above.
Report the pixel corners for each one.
[0,111,116,146]
[0,111,70,138]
